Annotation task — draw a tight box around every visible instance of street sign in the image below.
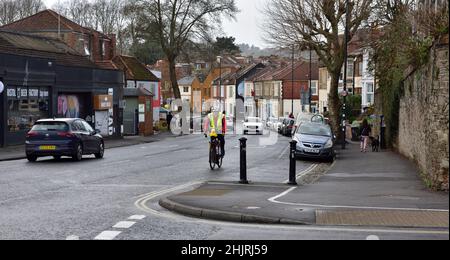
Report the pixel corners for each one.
[0,81,4,94]
[340,90,349,97]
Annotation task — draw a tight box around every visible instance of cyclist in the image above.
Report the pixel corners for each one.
[203,107,227,158]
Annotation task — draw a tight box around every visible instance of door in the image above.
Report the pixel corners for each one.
[95,111,109,136]
[82,120,99,153]
[72,120,91,152]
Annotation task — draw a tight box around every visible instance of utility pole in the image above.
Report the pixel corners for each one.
[217,56,222,111]
[291,45,295,116]
[309,47,312,113]
[342,0,350,150]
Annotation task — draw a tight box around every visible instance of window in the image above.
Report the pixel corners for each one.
[366,82,374,105]
[228,86,234,98]
[82,121,94,133]
[7,86,49,132]
[273,83,279,97]
[347,63,354,79]
[183,87,189,93]
[310,81,318,95]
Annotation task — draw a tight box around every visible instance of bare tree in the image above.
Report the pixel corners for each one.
[0,0,45,26]
[264,0,373,135]
[134,0,238,99]
[52,0,96,28]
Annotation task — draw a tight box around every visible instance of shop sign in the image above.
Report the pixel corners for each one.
[93,95,113,110]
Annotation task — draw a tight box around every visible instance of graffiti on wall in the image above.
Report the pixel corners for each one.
[58,95,80,118]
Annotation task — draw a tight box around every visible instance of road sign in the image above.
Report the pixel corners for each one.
[0,81,4,94]
[340,90,349,97]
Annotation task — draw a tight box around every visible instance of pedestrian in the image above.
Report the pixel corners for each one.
[167,112,173,131]
[359,119,371,153]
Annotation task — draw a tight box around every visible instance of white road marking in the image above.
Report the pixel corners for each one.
[283,164,318,184]
[128,215,146,220]
[277,145,290,159]
[268,186,449,212]
[66,235,79,240]
[113,221,136,229]
[268,187,297,202]
[366,235,381,240]
[94,231,122,240]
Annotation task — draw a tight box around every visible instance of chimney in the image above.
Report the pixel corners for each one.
[108,34,117,59]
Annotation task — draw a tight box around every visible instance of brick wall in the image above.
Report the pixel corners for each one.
[397,43,449,191]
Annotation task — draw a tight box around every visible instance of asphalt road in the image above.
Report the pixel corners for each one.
[0,132,447,240]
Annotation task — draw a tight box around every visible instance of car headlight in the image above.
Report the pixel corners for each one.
[324,139,333,148]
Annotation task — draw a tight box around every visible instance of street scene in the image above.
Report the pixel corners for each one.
[0,0,449,243]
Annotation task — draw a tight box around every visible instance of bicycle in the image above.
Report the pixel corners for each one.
[208,136,223,170]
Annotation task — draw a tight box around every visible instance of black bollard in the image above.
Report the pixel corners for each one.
[288,140,297,185]
[239,137,249,184]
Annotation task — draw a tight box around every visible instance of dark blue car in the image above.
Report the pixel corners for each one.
[25,118,104,162]
[293,122,335,162]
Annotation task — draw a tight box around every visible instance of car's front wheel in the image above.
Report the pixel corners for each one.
[27,155,37,162]
[95,142,104,159]
[72,144,83,161]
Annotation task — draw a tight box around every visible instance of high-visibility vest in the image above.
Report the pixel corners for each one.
[209,112,224,135]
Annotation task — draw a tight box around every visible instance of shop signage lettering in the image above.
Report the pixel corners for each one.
[21,88,28,97]
[7,88,16,97]
[29,89,39,97]
[40,91,49,98]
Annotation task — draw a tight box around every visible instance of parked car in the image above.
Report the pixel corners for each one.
[293,113,327,133]
[243,117,264,135]
[293,122,335,162]
[280,118,296,136]
[266,117,278,130]
[25,118,104,162]
[276,118,286,133]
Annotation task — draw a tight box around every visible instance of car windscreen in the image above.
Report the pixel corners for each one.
[299,124,331,137]
[246,118,260,123]
[31,122,69,132]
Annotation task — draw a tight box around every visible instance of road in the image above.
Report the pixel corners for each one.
[0,133,447,240]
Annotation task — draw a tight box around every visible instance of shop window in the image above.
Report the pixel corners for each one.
[7,86,49,132]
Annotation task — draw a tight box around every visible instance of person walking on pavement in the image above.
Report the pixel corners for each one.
[360,119,372,153]
[166,112,173,132]
[203,107,227,158]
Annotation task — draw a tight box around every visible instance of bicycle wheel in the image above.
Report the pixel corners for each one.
[209,146,216,170]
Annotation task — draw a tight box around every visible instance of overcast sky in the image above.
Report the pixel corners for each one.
[43,0,268,48]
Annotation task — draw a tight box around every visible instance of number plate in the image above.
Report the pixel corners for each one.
[39,145,56,151]
[304,148,320,154]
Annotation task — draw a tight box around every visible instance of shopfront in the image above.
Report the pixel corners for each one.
[0,55,123,147]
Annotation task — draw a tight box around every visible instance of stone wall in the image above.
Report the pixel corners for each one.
[397,43,449,191]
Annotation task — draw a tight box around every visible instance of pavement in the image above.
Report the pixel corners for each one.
[0,131,174,162]
[160,142,449,229]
